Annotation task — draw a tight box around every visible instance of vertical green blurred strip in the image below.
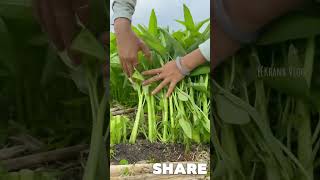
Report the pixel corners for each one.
[82,0,109,179]
[88,0,108,36]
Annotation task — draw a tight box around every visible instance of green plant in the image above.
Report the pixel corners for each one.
[110,115,129,144]
[212,5,320,179]
[1,0,109,179]
[119,159,129,165]
[110,5,210,145]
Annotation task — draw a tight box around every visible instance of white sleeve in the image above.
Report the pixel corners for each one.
[199,39,210,61]
[112,0,137,23]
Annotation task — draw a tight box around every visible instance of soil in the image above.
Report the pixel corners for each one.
[110,140,209,165]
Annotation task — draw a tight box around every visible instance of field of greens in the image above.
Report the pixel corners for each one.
[212,3,320,180]
[110,5,210,163]
[0,0,109,180]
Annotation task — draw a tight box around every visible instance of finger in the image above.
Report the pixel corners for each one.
[142,68,162,76]
[71,0,89,26]
[52,0,79,50]
[166,81,177,98]
[38,0,65,50]
[131,55,139,68]
[143,74,163,86]
[139,40,152,61]
[120,57,129,76]
[152,79,170,95]
[127,63,134,77]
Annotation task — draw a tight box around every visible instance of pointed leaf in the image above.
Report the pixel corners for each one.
[179,118,192,139]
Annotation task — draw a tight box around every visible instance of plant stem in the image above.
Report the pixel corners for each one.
[296,100,313,180]
[129,86,144,144]
[162,94,168,142]
[83,64,107,180]
[169,95,175,142]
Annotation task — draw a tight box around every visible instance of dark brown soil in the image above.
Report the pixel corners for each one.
[110,140,209,165]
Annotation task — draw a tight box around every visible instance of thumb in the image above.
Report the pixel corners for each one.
[139,40,152,62]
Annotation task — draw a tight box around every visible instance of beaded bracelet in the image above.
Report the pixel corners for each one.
[175,56,190,76]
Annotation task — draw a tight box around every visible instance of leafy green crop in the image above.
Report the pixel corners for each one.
[212,4,320,179]
[110,5,210,145]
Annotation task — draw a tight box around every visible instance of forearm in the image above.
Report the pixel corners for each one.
[224,0,304,33]
[114,18,131,37]
[213,0,304,65]
[212,21,240,66]
[181,49,207,72]
[113,0,136,39]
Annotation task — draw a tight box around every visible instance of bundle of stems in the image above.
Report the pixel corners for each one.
[110,5,211,145]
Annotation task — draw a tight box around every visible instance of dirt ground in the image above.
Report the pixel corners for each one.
[111,140,210,165]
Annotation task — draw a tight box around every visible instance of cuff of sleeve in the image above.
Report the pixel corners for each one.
[112,12,133,24]
[199,39,210,61]
[112,0,136,24]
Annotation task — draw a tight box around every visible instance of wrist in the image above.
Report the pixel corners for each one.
[114,18,132,35]
[180,49,207,71]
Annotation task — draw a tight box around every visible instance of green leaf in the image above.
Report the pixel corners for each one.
[6,172,19,180]
[138,26,167,57]
[195,18,210,32]
[261,39,315,98]
[0,0,34,22]
[192,129,200,143]
[183,4,195,31]
[0,17,14,74]
[160,29,186,57]
[69,67,88,94]
[258,14,320,45]
[303,37,315,89]
[190,65,210,76]
[177,91,189,101]
[41,47,64,87]
[189,83,207,92]
[179,118,192,139]
[132,70,145,83]
[215,94,251,125]
[148,9,158,36]
[71,28,107,63]
[202,119,210,133]
[119,159,129,165]
[19,169,34,180]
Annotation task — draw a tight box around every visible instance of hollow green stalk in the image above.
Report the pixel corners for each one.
[129,85,144,144]
[162,93,169,142]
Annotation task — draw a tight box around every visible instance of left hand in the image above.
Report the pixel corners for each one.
[142,60,185,97]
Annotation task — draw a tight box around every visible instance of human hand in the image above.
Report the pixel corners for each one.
[33,0,90,63]
[114,18,151,77]
[142,49,207,97]
[142,60,185,97]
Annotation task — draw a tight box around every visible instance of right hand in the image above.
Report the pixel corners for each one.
[33,0,89,64]
[114,18,151,77]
